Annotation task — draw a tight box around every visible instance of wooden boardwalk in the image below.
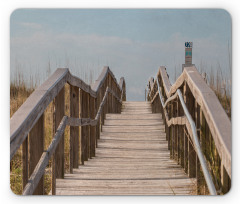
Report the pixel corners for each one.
[56,101,196,195]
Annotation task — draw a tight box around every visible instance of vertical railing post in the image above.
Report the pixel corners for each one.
[183,82,188,174]
[187,85,196,178]
[80,89,84,165]
[108,74,112,113]
[165,92,170,150]
[22,136,28,191]
[112,82,114,113]
[195,102,201,194]
[101,85,105,128]
[90,95,96,158]
[173,101,178,161]
[52,87,65,195]
[104,81,108,120]
[178,87,184,168]
[96,92,100,145]
[170,101,174,159]
[29,114,44,195]
[179,124,184,168]
[200,109,207,194]
[87,92,90,159]
[119,86,122,113]
[54,88,65,178]
[115,83,117,113]
[70,86,79,173]
[176,99,180,164]
[81,90,89,162]
[184,127,189,174]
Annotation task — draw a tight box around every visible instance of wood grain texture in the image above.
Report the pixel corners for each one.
[29,114,44,195]
[156,66,231,178]
[55,102,196,195]
[23,116,68,195]
[22,136,28,190]
[11,67,125,160]
[10,68,68,159]
[70,86,79,171]
[54,87,65,179]
[90,95,96,158]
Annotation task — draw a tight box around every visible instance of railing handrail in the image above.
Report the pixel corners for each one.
[155,78,217,195]
[22,86,119,195]
[10,67,125,160]
[148,65,231,179]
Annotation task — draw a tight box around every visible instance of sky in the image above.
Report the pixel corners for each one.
[10,9,231,101]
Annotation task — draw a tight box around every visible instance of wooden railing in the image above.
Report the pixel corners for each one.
[10,66,126,195]
[147,66,231,195]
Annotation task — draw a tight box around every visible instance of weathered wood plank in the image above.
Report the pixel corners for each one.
[29,114,44,195]
[70,86,79,172]
[106,113,162,120]
[10,68,68,159]
[22,136,28,190]
[11,67,125,160]
[55,102,196,195]
[158,66,231,178]
[90,95,96,158]
[23,116,68,195]
[54,87,65,179]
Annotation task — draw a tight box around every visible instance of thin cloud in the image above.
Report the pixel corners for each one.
[19,22,42,30]
[10,31,230,100]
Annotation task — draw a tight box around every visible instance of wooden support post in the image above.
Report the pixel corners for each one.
[188,90,196,178]
[166,121,170,150]
[186,86,195,179]
[173,100,178,161]
[166,101,170,150]
[70,86,79,173]
[179,126,184,168]
[171,102,175,159]
[54,87,65,178]
[184,127,188,174]
[170,126,173,159]
[157,96,161,113]
[81,90,89,162]
[102,84,106,126]
[205,122,210,161]
[174,125,178,161]
[104,81,108,119]
[200,109,207,194]
[188,138,196,178]
[100,87,104,131]
[112,83,115,113]
[86,93,90,159]
[80,90,84,165]
[152,99,154,113]
[90,95,96,158]
[22,136,28,190]
[52,87,65,195]
[195,102,201,194]
[178,93,184,168]
[96,94,100,145]
[29,114,44,195]
[112,81,115,113]
[107,75,112,113]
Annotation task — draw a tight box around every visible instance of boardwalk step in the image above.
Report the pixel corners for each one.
[56,101,196,195]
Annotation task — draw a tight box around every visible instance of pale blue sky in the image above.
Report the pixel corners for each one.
[10,9,231,100]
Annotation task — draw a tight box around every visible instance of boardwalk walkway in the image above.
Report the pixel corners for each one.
[56,101,196,195]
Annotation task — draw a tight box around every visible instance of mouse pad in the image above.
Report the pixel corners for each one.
[10,9,231,196]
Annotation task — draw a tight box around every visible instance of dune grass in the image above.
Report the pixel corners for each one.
[10,76,71,195]
[10,65,231,195]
